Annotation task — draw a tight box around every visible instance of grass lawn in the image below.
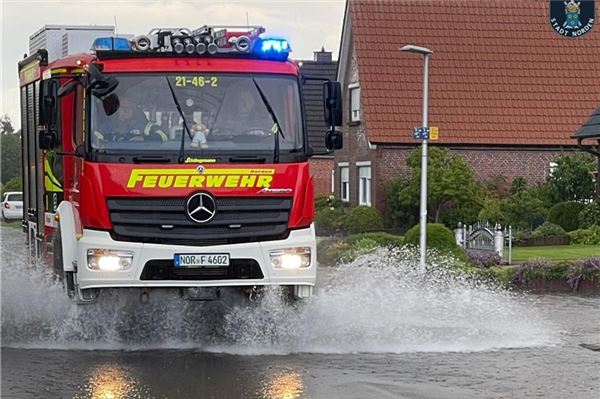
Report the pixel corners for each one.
[0,220,21,228]
[508,245,600,262]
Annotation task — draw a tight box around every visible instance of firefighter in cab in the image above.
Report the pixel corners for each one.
[94,96,168,143]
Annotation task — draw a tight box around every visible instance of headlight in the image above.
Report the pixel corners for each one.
[270,247,311,270]
[87,249,134,271]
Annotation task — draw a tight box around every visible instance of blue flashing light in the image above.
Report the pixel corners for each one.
[91,37,131,52]
[113,37,132,51]
[256,38,291,61]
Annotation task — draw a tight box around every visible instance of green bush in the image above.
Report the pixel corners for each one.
[404,223,455,249]
[343,206,385,234]
[315,194,342,211]
[531,222,566,238]
[345,232,404,248]
[315,208,345,236]
[579,202,600,229]
[404,223,467,262]
[548,201,586,232]
[567,225,600,245]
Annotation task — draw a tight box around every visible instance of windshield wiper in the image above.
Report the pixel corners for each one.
[251,78,286,163]
[165,77,194,164]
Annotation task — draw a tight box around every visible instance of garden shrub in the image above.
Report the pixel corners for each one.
[466,249,504,268]
[566,258,600,290]
[513,259,552,286]
[315,194,342,211]
[404,223,455,249]
[403,223,466,261]
[314,207,345,236]
[548,201,586,232]
[531,222,566,238]
[322,240,353,264]
[567,225,600,245]
[343,206,385,234]
[345,232,404,248]
[579,202,600,229]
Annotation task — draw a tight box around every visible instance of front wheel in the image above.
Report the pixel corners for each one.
[52,227,76,299]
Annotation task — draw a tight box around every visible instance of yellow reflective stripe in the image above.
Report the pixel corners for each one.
[94,131,104,140]
[51,68,68,74]
[155,129,168,141]
[270,123,278,133]
[44,157,63,192]
[144,123,168,141]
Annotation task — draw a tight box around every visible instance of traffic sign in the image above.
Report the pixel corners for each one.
[412,127,429,140]
[430,126,439,140]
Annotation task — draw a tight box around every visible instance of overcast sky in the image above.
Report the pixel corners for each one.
[1,0,345,127]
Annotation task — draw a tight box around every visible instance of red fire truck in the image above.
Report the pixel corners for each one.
[18,26,342,303]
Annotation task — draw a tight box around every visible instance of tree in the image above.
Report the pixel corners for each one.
[1,115,15,135]
[547,154,595,203]
[399,147,483,224]
[0,115,21,185]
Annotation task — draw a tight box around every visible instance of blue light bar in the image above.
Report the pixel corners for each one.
[91,37,131,52]
[256,38,291,61]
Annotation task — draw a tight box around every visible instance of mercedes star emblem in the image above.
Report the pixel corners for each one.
[185,192,216,224]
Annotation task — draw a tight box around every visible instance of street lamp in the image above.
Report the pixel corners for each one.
[401,44,432,269]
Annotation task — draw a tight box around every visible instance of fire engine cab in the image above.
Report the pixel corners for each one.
[18,26,342,303]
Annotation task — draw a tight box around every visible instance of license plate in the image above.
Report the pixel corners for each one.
[174,253,230,268]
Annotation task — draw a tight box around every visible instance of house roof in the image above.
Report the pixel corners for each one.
[573,106,600,141]
[300,59,338,152]
[348,0,600,146]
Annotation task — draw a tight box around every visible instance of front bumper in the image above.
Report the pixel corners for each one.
[74,226,316,290]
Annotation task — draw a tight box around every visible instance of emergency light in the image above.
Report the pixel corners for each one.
[91,26,291,61]
[91,37,132,51]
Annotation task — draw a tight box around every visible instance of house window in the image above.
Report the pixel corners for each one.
[358,165,371,206]
[340,166,350,202]
[349,83,360,122]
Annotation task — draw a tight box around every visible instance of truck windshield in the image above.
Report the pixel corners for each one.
[89,73,303,157]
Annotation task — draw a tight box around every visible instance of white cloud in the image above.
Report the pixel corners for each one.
[1,0,345,125]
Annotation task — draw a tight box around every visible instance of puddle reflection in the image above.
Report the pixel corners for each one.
[75,363,147,399]
[260,369,305,399]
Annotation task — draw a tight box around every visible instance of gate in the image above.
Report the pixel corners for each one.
[455,222,512,264]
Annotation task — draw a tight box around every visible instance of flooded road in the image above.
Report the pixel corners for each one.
[1,226,599,398]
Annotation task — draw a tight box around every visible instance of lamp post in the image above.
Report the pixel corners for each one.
[401,44,432,269]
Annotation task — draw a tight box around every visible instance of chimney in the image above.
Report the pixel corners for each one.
[313,46,332,63]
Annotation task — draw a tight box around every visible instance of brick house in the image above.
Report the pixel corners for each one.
[300,48,338,196]
[334,0,600,212]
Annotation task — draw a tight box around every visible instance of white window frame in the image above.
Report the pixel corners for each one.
[339,164,350,202]
[349,82,361,122]
[357,163,372,206]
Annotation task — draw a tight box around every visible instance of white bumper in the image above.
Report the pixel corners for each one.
[74,226,316,290]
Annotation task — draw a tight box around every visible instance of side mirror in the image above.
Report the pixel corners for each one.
[102,93,120,116]
[39,130,58,150]
[87,63,119,98]
[323,81,342,127]
[39,79,59,127]
[325,129,343,151]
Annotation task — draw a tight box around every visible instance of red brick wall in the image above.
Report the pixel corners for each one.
[309,157,334,197]
[374,146,577,212]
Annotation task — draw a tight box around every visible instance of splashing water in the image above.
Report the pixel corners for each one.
[1,228,558,354]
